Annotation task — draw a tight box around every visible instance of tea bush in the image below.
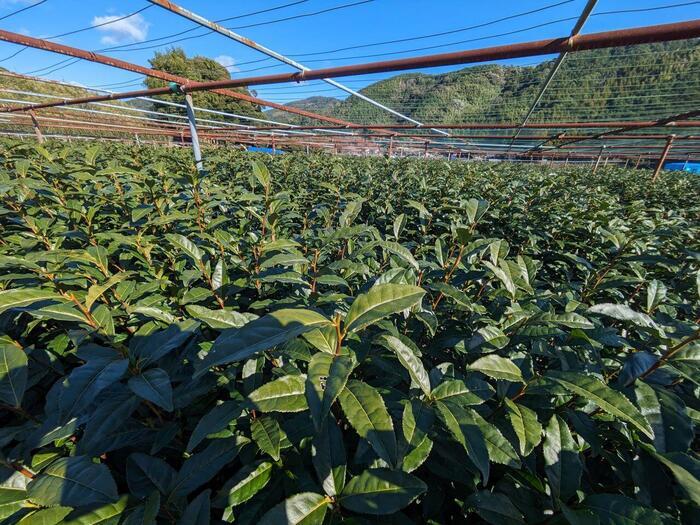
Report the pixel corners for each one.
[0,141,698,524]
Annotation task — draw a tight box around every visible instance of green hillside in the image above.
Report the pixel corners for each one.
[266,41,699,126]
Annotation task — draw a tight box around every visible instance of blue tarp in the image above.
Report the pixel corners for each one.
[247,146,285,155]
[664,161,700,174]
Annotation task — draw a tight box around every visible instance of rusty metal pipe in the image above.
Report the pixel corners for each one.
[1,20,699,117]
[652,135,676,182]
[0,29,361,127]
[173,20,700,90]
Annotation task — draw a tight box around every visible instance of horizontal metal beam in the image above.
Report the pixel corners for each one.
[174,20,700,89]
[207,121,700,132]
[0,28,360,127]
[148,0,449,136]
[2,20,699,118]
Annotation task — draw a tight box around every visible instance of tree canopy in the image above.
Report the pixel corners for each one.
[145,48,263,123]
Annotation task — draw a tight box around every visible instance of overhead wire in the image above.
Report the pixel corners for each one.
[0,0,48,22]
[100,0,375,53]
[99,0,312,52]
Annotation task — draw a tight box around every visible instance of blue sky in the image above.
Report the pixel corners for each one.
[0,0,697,105]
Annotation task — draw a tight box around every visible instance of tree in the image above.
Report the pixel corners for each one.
[145,48,263,123]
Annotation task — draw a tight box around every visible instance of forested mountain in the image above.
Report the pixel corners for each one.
[266,41,699,125]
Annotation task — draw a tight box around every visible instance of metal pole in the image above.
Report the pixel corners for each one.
[147,0,450,137]
[652,135,675,183]
[4,21,699,115]
[0,30,360,128]
[424,142,429,158]
[28,110,44,143]
[593,146,606,173]
[508,0,598,150]
[184,93,204,175]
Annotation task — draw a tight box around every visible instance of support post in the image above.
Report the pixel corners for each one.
[652,134,675,183]
[184,92,204,175]
[635,155,642,168]
[28,110,44,143]
[593,145,606,173]
[424,141,429,158]
[388,136,394,158]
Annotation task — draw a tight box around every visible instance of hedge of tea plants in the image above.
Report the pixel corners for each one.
[0,140,698,524]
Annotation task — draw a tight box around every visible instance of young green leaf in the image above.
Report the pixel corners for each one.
[549,371,653,439]
[635,382,693,453]
[435,401,489,483]
[128,368,174,412]
[251,416,282,461]
[85,272,131,311]
[187,401,243,452]
[170,437,247,498]
[640,445,700,506]
[27,456,118,508]
[466,490,524,525]
[178,489,210,525]
[0,343,27,407]
[312,416,347,497]
[543,414,581,502]
[339,468,426,515]
[469,354,524,383]
[583,494,667,525]
[343,284,425,334]
[505,398,542,457]
[306,352,354,429]
[218,461,273,513]
[249,374,308,413]
[380,334,431,396]
[259,492,328,525]
[338,380,397,467]
[61,496,129,525]
[197,309,331,374]
[0,288,63,315]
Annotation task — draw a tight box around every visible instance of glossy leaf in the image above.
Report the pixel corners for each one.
[549,371,654,439]
[128,368,174,412]
[0,343,27,407]
[249,374,308,413]
[197,309,331,374]
[505,398,542,457]
[343,284,425,334]
[469,354,524,383]
[380,334,431,396]
[259,492,328,525]
[27,457,118,508]
[338,380,397,467]
[543,414,581,501]
[339,468,426,515]
[251,416,282,461]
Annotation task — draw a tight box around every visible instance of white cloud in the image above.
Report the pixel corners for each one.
[91,13,150,45]
[214,55,239,72]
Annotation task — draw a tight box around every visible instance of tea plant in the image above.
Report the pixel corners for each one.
[0,140,698,524]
